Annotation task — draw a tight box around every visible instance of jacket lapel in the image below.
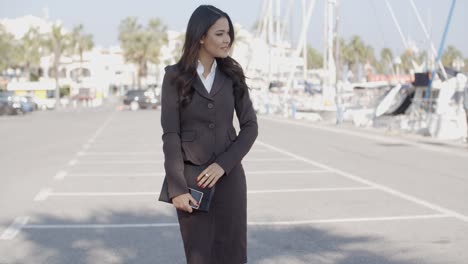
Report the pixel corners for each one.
[193,75,211,100]
[192,67,226,100]
[209,68,226,97]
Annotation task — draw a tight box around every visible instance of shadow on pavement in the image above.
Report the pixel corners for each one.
[0,208,437,264]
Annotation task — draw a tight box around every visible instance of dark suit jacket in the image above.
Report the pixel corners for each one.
[161,64,258,200]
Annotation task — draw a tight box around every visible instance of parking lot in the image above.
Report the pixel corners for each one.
[1,107,468,264]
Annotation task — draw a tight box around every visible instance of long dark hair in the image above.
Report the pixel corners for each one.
[173,5,248,107]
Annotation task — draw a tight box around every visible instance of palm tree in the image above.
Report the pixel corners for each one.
[339,35,375,77]
[364,45,377,67]
[18,26,43,81]
[44,23,71,108]
[380,48,393,63]
[0,24,17,74]
[305,45,323,69]
[345,35,365,67]
[118,17,168,89]
[171,32,185,63]
[378,47,393,74]
[414,50,428,71]
[251,18,288,43]
[441,45,463,68]
[70,24,94,83]
[400,48,416,74]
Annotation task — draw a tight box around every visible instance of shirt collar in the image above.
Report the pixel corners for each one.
[197,59,217,77]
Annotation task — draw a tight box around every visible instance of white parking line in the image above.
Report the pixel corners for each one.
[0,217,29,240]
[247,214,451,226]
[66,172,165,178]
[248,186,375,194]
[48,191,157,197]
[54,171,68,180]
[75,149,269,155]
[256,140,468,222]
[78,151,161,156]
[86,112,115,143]
[249,169,330,174]
[259,116,468,158]
[76,160,163,164]
[24,222,179,229]
[88,143,162,148]
[33,188,52,201]
[31,186,376,200]
[249,149,270,153]
[68,159,78,166]
[61,170,330,179]
[74,158,298,165]
[245,158,297,161]
[8,214,450,232]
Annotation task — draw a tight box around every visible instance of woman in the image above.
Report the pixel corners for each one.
[160,5,258,264]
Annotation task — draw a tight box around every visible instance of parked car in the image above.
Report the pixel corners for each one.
[123,88,159,110]
[18,95,38,113]
[0,92,23,115]
[0,97,8,115]
[24,95,38,111]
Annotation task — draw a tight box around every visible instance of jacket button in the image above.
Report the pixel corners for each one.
[208,123,215,129]
[208,103,214,109]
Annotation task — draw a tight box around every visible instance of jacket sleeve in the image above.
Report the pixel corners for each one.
[160,67,188,200]
[215,86,259,175]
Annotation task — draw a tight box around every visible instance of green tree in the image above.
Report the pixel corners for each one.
[398,49,430,73]
[339,35,375,75]
[70,24,94,83]
[441,45,463,68]
[171,32,185,63]
[251,18,288,42]
[43,23,71,107]
[18,26,43,81]
[377,47,393,74]
[380,47,393,61]
[365,45,377,68]
[417,50,428,64]
[0,24,17,73]
[304,45,323,69]
[118,17,168,89]
[400,48,416,73]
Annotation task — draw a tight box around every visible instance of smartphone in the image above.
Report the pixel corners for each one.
[188,188,203,209]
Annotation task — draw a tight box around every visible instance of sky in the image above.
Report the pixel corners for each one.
[1,0,467,59]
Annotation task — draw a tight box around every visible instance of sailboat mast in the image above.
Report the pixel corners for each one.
[426,0,457,100]
[323,0,337,105]
[302,0,308,81]
[384,0,408,49]
[409,0,447,79]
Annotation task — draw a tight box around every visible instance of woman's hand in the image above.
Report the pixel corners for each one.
[196,162,225,188]
[172,193,199,213]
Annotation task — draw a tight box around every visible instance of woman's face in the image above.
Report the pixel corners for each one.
[200,17,231,58]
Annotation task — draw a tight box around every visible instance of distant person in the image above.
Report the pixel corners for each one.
[158,5,258,264]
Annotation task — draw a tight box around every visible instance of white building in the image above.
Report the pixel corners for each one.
[2,15,142,106]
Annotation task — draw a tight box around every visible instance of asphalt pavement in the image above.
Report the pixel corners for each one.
[1,105,467,264]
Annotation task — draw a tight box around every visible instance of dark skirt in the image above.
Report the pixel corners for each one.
[176,163,247,264]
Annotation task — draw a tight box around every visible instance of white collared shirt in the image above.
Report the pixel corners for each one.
[196,59,217,93]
